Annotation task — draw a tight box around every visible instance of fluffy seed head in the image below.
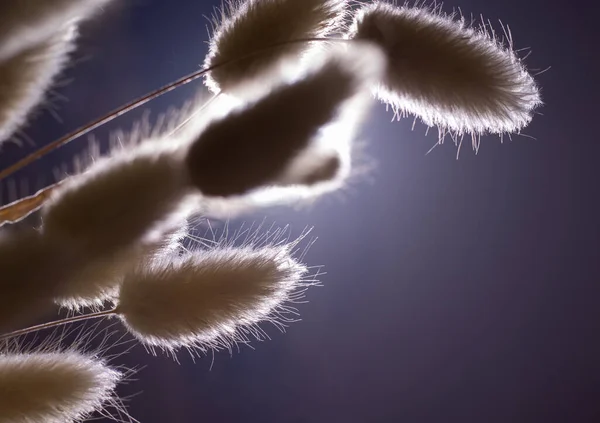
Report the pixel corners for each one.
[347,2,541,137]
[117,244,308,351]
[54,219,189,310]
[0,27,75,144]
[187,44,381,198]
[0,228,71,331]
[0,0,112,61]
[204,0,348,93]
[0,352,121,423]
[41,144,191,256]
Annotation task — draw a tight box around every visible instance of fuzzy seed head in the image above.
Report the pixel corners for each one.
[0,0,112,61]
[187,44,380,198]
[204,0,348,93]
[0,228,71,331]
[117,245,308,351]
[348,2,542,137]
[0,27,75,144]
[0,352,121,423]
[42,145,191,256]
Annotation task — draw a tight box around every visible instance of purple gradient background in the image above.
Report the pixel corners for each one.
[1,0,599,422]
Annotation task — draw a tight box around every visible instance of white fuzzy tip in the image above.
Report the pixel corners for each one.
[0,27,76,144]
[204,0,348,93]
[347,2,542,138]
[117,244,309,352]
[0,0,113,61]
[0,352,121,423]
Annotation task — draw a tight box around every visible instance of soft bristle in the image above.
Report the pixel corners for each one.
[0,27,76,144]
[347,2,541,138]
[117,243,309,352]
[204,0,348,93]
[41,144,191,256]
[0,352,121,423]
[0,0,112,61]
[187,44,380,198]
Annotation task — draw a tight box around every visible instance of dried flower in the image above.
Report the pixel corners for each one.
[347,2,541,138]
[0,352,121,423]
[0,0,112,61]
[187,44,381,198]
[0,27,75,143]
[204,0,348,93]
[116,242,309,352]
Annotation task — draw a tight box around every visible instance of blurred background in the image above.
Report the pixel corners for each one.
[1,0,599,422]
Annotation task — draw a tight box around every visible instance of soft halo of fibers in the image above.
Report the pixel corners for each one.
[187,43,383,198]
[0,27,76,144]
[347,1,542,140]
[204,0,348,93]
[116,240,310,352]
[0,352,121,423]
[0,0,113,61]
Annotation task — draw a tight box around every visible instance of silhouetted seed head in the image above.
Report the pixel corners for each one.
[0,352,121,423]
[187,45,380,197]
[204,0,348,93]
[0,0,112,61]
[54,220,189,310]
[347,2,541,137]
[41,144,192,257]
[0,228,71,331]
[0,27,75,144]
[116,244,308,351]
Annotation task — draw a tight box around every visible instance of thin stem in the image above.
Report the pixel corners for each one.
[0,308,118,341]
[0,37,350,182]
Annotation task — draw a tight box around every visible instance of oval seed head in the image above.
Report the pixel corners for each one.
[347,2,542,138]
[0,228,71,331]
[0,0,112,61]
[204,0,348,93]
[117,245,308,351]
[0,27,75,144]
[42,144,191,257]
[54,219,189,310]
[187,44,381,198]
[0,352,121,423]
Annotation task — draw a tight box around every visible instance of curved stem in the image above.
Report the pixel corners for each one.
[0,37,350,182]
[0,308,118,341]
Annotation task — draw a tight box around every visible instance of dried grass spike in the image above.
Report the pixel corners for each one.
[42,144,191,256]
[116,244,309,352]
[347,2,541,137]
[204,0,348,93]
[187,44,379,197]
[0,27,76,144]
[0,352,121,423]
[0,0,112,61]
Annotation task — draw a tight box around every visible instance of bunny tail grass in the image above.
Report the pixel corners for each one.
[116,240,311,353]
[0,27,76,144]
[54,218,189,311]
[347,2,541,139]
[204,0,348,93]
[186,43,382,198]
[0,0,112,61]
[0,352,121,423]
[0,228,72,332]
[41,144,191,255]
